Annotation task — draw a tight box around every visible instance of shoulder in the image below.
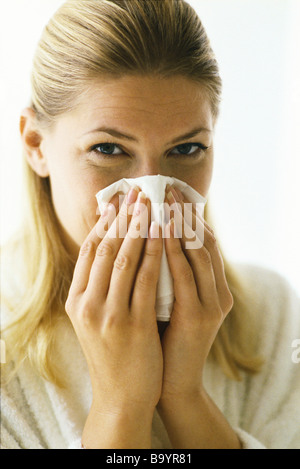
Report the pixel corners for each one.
[227,263,300,448]
[231,262,300,355]
[233,261,299,314]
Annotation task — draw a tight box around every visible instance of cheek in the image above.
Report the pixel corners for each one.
[42,137,119,248]
[48,161,107,245]
[194,158,213,197]
[51,178,97,246]
[172,154,213,198]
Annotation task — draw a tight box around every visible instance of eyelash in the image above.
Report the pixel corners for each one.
[88,142,209,159]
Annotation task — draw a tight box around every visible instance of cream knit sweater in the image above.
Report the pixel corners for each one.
[1,261,299,449]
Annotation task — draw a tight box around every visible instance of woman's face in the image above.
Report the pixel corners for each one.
[26,75,215,255]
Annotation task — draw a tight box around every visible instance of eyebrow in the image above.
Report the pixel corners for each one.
[83,126,212,145]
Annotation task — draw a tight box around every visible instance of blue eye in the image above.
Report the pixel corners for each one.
[90,143,123,156]
[89,141,208,160]
[170,143,208,157]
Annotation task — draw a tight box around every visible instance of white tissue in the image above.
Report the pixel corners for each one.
[96,175,206,321]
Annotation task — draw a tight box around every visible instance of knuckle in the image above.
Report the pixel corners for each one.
[215,305,224,322]
[118,203,130,221]
[96,241,115,258]
[114,253,131,271]
[181,265,194,282]
[145,244,162,258]
[203,304,223,327]
[169,242,183,256]
[78,300,96,326]
[206,229,217,248]
[66,296,96,327]
[198,247,211,264]
[223,290,234,314]
[136,270,154,289]
[79,241,94,256]
[101,312,119,332]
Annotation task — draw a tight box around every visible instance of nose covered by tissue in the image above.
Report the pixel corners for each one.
[96,175,207,321]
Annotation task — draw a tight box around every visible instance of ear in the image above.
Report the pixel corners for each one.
[20,107,49,177]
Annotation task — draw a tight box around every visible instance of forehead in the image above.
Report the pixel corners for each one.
[59,75,213,137]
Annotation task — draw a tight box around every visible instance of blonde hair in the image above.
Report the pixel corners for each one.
[1,0,262,386]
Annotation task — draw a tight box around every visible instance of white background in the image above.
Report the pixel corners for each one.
[0,0,299,295]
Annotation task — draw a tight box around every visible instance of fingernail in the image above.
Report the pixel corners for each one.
[172,187,181,201]
[101,201,117,218]
[101,204,109,218]
[167,190,176,203]
[165,217,175,238]
[126,185,139,205]
[80,241,93,255]
[173,187,184,201]
[169,217,175,231]
[133,191,147,216]
[137,191,146,203]
[149,220,159,239]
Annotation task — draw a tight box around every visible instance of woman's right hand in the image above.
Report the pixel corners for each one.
[65,187,164,448]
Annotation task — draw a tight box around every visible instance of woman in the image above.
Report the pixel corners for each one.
[1,0,299,449]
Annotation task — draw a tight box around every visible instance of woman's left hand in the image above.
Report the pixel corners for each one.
[158,185,234,404]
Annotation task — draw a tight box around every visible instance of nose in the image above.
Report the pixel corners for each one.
[131,158,168,178]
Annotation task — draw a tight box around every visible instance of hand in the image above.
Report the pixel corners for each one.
[159,185,234,403]
[65,187,164,448]
[155,186,239,448]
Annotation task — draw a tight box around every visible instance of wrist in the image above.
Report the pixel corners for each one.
[82,401,154,449]
[158,386,205,412]
[157,388,241,449]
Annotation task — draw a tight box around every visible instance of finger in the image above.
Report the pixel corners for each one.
[96,190,128,240]
[68,239,97,298]
[96,191,122,217]
[197,222,234,314]
[165,190,204,250]
[107,192,151,309]
[68,193,122,297]
[164,218,199,309]
[86,186,140,302]
[175,190,231,310]
[165,192,218,307]
[166,184,208,232]
[131,221,163,321]
[169,191,233,313]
